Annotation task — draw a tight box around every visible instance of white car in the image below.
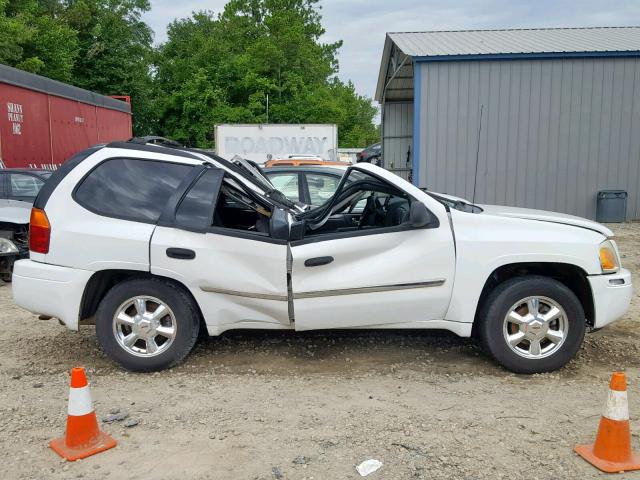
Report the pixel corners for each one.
[12,140,632,373]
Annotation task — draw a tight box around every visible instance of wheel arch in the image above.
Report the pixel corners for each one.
[471,262,594,336]
[79,269,204,327]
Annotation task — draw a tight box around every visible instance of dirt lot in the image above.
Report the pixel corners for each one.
[1,224,640,480]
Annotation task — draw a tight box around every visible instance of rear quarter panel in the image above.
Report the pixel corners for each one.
[42,148,198,271]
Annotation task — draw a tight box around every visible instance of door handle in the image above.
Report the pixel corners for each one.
[166,248,196,260]
[304,256,334,267]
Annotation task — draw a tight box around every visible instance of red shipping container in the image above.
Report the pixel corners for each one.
[97,107,132,144]
[0,83,52,168]
[0,64,132,169]
[49,96,99,165]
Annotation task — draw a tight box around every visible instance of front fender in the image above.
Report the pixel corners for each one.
[445,210,605,324]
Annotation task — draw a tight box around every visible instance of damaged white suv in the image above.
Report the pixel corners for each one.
[12,140,632,373]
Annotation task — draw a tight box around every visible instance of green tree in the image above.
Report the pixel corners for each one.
[2,0,379,145]
[155,0,379,148]
[67,0,156,134]
[1,0,155,134]
[0,0,30,65]
[1,0,78,81]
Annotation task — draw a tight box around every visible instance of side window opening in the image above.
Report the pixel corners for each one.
[173,170,275,236]
[213,177,272,234]
[305,170,412,237]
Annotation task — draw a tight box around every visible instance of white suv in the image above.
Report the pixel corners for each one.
[12,140,632,373]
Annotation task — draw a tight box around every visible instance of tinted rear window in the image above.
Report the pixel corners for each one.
[34,146,101,209]
[75,158,192,222]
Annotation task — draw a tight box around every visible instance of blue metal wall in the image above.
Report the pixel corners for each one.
[413,56,640,220]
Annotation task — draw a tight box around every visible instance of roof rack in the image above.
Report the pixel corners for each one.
[128,136,184,148]
[105,140,201,160]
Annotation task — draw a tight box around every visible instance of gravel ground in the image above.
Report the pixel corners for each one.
[1,223,640,479]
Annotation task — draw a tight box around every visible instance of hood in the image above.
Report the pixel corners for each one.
[479,204,613,237]
[0,201,31,224]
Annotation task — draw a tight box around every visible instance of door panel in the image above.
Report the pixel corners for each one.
[313,213,360,233]
[290,226,455,330]
[150,227,290,334]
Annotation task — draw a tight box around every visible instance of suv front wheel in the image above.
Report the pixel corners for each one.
[478,275,586,374]
[96,278,200,371]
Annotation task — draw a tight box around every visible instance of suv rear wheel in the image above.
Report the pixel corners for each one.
[96,278,200,371]
[478,275,586,374]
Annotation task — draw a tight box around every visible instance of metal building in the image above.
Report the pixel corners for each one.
[375,27,640,220]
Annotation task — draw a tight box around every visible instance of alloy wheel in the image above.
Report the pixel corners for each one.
[502,295,568,359]
[112,296,177,357]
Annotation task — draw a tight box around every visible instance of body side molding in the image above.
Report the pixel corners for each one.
[200,280,446,302]
[293,280,446,299]
[200,286,288,302]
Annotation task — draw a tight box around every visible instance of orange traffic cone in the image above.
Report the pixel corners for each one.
[575,372,640,473]
[49,367,117,461]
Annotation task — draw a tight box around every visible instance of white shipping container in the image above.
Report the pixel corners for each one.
[215,124,338,163]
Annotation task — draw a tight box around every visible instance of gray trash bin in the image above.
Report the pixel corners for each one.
[596,190,627,223]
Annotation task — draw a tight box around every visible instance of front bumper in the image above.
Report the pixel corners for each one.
[12,259,92,331]
[588,268,633,329]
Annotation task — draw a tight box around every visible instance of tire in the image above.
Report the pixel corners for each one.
[96,278,200,372]
[478,275,586,374]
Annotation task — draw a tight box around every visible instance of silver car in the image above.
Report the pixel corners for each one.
[0,168,52,280]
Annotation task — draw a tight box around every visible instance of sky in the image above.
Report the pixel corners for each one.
[143,0,640,101]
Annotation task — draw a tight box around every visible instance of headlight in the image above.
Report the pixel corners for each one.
[599,239,620,273]
[0,237,19,255]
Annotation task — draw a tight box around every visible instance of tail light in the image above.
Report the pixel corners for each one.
[29,208,51,254]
